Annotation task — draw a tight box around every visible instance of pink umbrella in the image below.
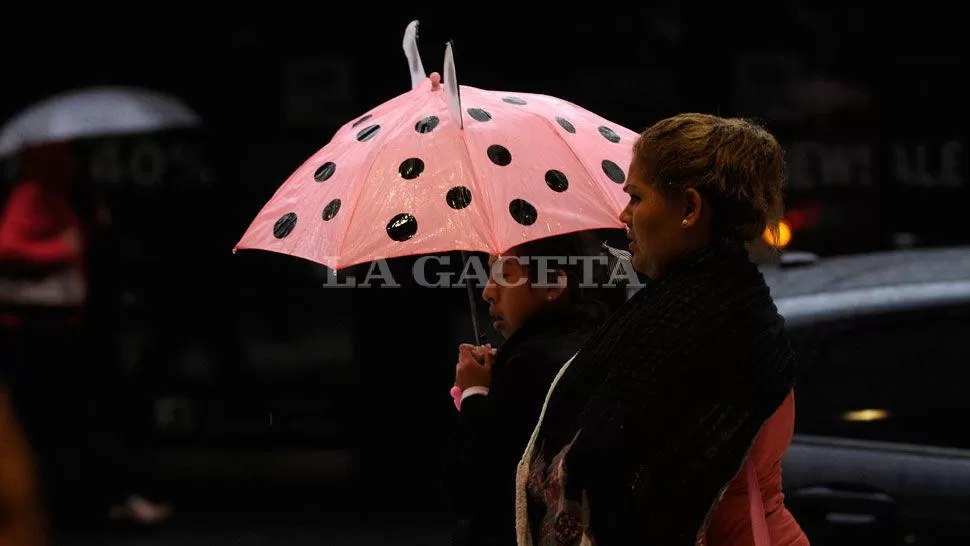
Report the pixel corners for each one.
[234,23,636,271]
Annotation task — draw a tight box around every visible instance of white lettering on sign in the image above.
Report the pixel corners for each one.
[787,141,873,189]
[894,140,965,188]
[87,139,208,188]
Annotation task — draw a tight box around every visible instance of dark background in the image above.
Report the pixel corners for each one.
[0,2,967,542]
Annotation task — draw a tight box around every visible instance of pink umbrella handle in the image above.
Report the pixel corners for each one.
[450,386,463,411]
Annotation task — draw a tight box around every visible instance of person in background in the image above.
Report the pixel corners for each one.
[0,141,170,527]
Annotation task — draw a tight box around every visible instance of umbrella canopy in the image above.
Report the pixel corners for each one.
[235,28,635,271]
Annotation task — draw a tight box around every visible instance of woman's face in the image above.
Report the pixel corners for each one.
[481,254,561,339]
[618,165,694,280]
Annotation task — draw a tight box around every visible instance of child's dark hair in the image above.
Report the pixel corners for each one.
[510,230,628,313]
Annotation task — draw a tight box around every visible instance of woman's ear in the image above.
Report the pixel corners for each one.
[682,188,705,228]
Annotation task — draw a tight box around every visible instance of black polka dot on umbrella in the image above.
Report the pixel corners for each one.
[602,159,626,183]
[415,116,440,133]
[314,162,336,182]
[273,212,297,239]
[598,126,621,143]
[467,108,492,122]
[487,145,512,166]
[351,114,372,128]
[399,158,425,180]
[322,199,341,221]
[386,213,418,242]
[556,117,576,134]
[356,124,381,142]
[446,186,472,210]
[545,170,569,192]
[502,96,527,105]
[509,199,538,226]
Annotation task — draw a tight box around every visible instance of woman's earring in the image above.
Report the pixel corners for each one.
[682,219,689,227]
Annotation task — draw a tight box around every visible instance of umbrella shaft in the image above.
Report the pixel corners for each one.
[461,251,484,345]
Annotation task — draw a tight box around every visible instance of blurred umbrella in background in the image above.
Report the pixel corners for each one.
[0,87,200,159]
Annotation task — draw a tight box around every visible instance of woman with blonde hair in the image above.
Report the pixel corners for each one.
[517,114,809,545]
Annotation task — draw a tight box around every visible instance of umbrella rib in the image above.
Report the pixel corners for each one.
[522,104,627,223]
[332,139,396,271]
[332,99,424,269]
[454,124,501,254]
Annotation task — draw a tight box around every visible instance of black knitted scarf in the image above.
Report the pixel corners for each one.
[520,243,797,545]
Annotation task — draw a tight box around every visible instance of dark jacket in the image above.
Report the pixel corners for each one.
[521,244,798,545]
[443,302,607,546]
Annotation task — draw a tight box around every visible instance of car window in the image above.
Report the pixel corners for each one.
[789,301,970,449]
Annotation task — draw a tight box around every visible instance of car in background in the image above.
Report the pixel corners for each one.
[761,246,970,546]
